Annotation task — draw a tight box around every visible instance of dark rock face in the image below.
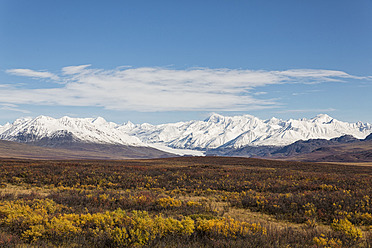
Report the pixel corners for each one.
[272,135,359,157]
[272,139,330,156]
[364,133,372,141]
[31,131,79,147]
[331,135,359,143]
[10,130,78,146]
[14,133,39,143]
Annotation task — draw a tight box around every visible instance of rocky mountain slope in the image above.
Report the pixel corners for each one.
[208,134,372,162]
[286,134,372,162]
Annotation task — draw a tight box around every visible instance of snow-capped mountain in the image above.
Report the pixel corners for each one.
[123,113,372,149]
[0,115,144,146]
[0,114,371,151]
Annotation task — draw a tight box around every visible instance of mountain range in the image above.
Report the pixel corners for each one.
[0,114,371,161]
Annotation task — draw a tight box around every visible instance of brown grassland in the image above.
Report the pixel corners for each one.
[0,156,371,247]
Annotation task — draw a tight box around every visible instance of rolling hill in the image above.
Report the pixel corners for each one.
[0,140,173,160]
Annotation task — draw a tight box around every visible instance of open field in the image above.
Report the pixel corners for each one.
[0,157,371,247]
[320,162,372,167]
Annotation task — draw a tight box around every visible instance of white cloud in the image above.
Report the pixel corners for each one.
[278,69,366,84]
[279,69,351,78]
[0,104,30,114]
[62,64,92,75]
[276,108,336,114]
[1,66,368,112]
[292,92,305,96]
[253,91,268,95]
[6,69,59,80]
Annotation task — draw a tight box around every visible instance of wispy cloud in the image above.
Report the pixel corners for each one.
[253,91,268,96]
[278,69,364,84]
[62,64,92,75]
[276,108,337,114]
[6,69,59,80]
[292,89,322,96]
[0,65,368,112]
[0,104,30,114]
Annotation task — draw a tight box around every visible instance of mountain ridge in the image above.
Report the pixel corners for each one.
[1,114,371,152]
[206,134,372,162]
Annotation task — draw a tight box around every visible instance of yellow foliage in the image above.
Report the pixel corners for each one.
[303,202,317,227]
[0,200,197,246]
[99,193,109,201]
[353,211,372,225]
[23,216,82,242]
[320,184,338,191]
[0,198,269,246]
[313,234,342,248]
[108,211,195,246]
[47,216,81,236]
[156,197,182,208]
[331,218,363,242]
[186,200,202,207]
[22,224,46,242]
[0,199,65,233]
[304,202,316,217]
[196,216,266,238]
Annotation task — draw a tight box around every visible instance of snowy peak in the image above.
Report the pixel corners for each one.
[311,114,334,124]
[92,116,107,124]
[0,116,144,146]
[0,114,371,151]
[205,113,225,123]
[123,114,372,149]
[265,117,281,125]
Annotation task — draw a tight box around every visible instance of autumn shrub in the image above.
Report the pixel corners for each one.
[0,200,196,247]
[196,216,266,238]
[313,234,342,248]
[0,198,66,234]
[156,197,182,208]
[304,202,317,227]
[49,188,158,213]
[331,218,363,245]
[232,188,372,226]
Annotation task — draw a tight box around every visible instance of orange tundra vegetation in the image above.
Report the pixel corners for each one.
[0,157,371,247]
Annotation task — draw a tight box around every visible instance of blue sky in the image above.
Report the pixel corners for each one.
[0,0,371,124]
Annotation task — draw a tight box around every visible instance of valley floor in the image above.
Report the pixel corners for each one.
[319,162,372,167]
[0,157,371,247]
